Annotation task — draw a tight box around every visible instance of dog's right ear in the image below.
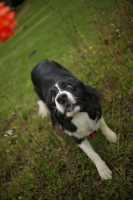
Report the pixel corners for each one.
[81,84,103,120]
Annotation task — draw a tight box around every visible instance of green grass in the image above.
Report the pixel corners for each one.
[0,0,133,199]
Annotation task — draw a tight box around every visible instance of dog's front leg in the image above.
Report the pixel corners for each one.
[78,139,112,180]
[100,117,117,143]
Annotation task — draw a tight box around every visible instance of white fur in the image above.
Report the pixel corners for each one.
[65,112,100,138]
[37,100,49,118]
[55,83,61,92]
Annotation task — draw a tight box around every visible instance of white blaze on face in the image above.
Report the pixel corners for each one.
[55,83,61,93]
[54,83,80,117]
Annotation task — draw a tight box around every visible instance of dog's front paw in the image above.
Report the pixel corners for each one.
[37,100,49,118]
[106,130,117,143]
[97,162,112,180]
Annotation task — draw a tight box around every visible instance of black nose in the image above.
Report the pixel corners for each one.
[57,93,68,104]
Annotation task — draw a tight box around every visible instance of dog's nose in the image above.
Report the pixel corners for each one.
[57,93,68,104]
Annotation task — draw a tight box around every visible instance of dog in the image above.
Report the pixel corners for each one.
[31,59,117,180]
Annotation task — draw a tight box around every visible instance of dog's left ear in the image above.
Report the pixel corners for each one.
[83,84,103,104]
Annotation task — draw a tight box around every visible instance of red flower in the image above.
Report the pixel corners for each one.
[0,2,17,42]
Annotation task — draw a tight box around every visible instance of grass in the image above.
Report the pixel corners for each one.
[0,0,133,199]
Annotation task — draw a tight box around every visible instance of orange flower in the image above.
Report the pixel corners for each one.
[0,2,17,42]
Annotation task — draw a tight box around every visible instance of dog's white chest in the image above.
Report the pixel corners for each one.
[71,112,100,138]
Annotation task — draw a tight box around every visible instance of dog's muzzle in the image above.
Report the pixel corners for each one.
[56,93,68,105]
[55,92,80,116]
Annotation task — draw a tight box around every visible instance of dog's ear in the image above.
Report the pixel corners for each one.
[83,84,103,104]
[82,84,102,120]
[46,100,58,128]
[70,78,103,103]
[50,113,58,128]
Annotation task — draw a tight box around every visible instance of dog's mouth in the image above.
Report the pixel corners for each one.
[65,103,79,113]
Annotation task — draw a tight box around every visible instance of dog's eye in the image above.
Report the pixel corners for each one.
[51,96,55,102]
[66,84,73,89]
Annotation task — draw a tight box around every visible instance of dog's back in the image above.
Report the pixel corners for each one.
[31,59,74,87]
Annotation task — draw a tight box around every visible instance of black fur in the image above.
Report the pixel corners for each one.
[71,135,85,144]
[31,59,102,139]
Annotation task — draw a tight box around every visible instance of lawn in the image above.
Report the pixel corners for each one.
[0,0,133,199]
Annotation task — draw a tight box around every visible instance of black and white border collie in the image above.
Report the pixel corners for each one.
[31,59,117,180]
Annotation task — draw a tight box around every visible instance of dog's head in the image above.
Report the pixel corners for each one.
[47,78,81,117]
[46,78,102,119]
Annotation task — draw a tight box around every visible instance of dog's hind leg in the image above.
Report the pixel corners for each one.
[99,117,117,143]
